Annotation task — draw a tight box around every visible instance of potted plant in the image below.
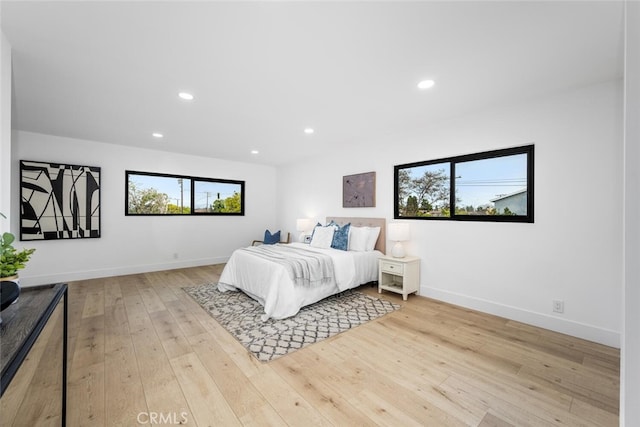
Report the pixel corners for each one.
[1,212,35,284]
[0,214,35,318]
[1,231,35,282]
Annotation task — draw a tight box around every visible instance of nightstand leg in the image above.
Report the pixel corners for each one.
[403,294,408,301]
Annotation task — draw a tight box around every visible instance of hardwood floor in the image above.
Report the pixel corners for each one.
[28,266,626,425]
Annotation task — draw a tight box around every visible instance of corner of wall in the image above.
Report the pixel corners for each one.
[622,0,640,424]
[0,29,12,225]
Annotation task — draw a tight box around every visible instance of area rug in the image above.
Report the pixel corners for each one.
[183,283,400,362]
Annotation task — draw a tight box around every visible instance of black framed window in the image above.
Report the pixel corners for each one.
[125,171,244,216]
[394,145,534,223]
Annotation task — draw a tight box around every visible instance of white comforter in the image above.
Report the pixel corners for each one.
[218,242,381,320]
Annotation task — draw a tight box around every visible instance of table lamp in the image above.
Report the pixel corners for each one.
[296,218,313,242]
[388,222,410,258]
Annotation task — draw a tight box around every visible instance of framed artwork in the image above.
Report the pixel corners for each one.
[20,160,101,240]
[343,171,376,208]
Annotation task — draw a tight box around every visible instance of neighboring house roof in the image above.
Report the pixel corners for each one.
[490,189,527,203]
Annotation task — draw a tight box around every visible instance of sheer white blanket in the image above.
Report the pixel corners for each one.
[218,242,381,320]
[238,244,335,288]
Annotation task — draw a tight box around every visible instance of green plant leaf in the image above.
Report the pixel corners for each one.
[2,232,15,246]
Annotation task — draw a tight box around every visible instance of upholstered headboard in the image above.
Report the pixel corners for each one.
[326,216,386,254]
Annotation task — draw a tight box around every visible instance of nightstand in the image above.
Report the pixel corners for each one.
[378,255,420,300]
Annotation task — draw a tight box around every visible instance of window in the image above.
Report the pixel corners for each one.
[126,171,244,216]
[394,145,534,223]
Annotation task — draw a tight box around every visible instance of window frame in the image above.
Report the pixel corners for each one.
[125,170,245,216]
[394,144,534,223]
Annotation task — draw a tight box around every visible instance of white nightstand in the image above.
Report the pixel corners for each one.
[378,255,420,301]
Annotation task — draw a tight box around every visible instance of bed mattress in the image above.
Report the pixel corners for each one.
[218,242,381,320]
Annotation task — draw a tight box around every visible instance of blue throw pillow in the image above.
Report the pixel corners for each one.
[263,229,281,245]
[329,221,350,251]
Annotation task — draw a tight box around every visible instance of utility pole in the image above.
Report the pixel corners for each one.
[177,178,184,213]
[205,192,211,212]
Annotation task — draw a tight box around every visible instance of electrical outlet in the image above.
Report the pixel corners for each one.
[553,300,564,313]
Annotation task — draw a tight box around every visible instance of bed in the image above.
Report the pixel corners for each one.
[217,217,386,320]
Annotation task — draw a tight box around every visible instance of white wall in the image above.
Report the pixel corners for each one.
[278,79,623,347]
[12,131,278,286]
[0,30,11,227]
[622,1,640,424]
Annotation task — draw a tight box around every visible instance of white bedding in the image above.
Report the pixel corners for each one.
[218,242,382,320]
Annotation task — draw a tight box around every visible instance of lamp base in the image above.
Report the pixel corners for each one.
[391,242,406,258]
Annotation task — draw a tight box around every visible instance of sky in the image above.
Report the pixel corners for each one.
[456,153,527,207]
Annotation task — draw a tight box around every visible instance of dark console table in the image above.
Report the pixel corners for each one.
[0,283,68,426]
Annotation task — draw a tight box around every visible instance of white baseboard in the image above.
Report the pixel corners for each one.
[19,256,229,288]
[421,286,620,348]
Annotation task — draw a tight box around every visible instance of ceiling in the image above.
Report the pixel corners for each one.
[1,1,624,166]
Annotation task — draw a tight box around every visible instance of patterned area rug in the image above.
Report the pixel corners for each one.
[184,283,400,362]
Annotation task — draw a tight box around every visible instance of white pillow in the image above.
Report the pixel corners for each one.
[310,225,335,248]
[348,226,369,251]
[366,226,381,251]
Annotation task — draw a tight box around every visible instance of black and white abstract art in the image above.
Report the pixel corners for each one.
[20,160,101,241]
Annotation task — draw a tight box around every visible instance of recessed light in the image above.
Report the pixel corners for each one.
[417,80,435,90]
[251,150,259,154]
[304,128,314,134]
[152,132,164,138]
[178,92,194,100]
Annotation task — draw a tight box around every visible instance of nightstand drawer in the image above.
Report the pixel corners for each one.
[380,260,403,275]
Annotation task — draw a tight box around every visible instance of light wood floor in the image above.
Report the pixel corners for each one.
[18,265,624,426]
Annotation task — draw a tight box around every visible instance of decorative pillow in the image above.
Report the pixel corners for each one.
[309,222,322,241]
[329,221,350,251]
[263,229,281,245]
[310,225,335,248]
[365,226,381,251]
[348,226,369,251]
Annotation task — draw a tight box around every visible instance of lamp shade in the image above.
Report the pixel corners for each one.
[296,218,312,232]
[388,222,410,242]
